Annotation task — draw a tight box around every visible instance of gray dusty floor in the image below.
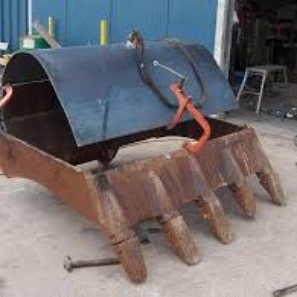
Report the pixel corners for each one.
[0,111,296,297]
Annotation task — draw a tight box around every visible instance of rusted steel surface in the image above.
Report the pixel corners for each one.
[0,119,285,283]
[0,130,146,283]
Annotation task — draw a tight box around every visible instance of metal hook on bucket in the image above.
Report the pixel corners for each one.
[169,82,211,154]
[0,85,13,110]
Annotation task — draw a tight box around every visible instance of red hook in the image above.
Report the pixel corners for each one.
[0,85,13,110]
[169,83,211,154]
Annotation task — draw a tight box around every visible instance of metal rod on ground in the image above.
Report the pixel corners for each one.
[273,284,297,297]
[64,256,120,272]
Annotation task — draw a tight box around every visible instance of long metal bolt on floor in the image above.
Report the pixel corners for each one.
[273,283,297,297]
[63,256,120,272]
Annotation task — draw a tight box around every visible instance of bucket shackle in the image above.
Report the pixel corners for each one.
[169,82,211,154]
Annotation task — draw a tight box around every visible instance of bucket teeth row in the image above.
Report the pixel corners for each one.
[0,126,285,283]
[102,130,286,282]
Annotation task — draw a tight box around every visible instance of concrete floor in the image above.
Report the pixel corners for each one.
[0,111,296,297]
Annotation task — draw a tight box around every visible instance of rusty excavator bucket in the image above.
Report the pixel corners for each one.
[0,39,285,283]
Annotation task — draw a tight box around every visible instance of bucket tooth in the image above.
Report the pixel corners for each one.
[257,170,286,206]
[187,156,235,244]
[228,183,256,218]
[113,236,147,283]
[249,139,286,205]
[196,194,235,244]
[245,136,286,205]
[220,149,257,218]
[148,171,200,265]
[160,215,201,265]
[99,178,147,283]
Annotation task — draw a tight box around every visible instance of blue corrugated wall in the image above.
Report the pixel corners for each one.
[33,0,218,51]
[0,0,218,52]
[0,0,27,52]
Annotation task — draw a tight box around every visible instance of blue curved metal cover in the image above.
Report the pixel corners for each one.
[3,42,237,147]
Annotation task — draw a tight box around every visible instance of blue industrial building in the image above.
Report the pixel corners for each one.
[1,0,220,52]
[0,0,27,52]
[33,0,218,50]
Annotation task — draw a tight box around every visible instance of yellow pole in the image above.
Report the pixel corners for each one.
[100,19,108,46]
[48,16,54,37]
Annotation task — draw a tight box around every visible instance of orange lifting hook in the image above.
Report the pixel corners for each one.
[169,83,211,154]
[0,85,13,110]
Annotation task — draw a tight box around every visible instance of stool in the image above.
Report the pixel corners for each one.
[236,65,288,114]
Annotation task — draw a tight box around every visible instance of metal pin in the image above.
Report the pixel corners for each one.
[64,256,120,272]
[153,60,188,81]
[273,284,297,297]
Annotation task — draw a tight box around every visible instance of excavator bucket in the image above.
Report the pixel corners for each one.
[0,40,285,283]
